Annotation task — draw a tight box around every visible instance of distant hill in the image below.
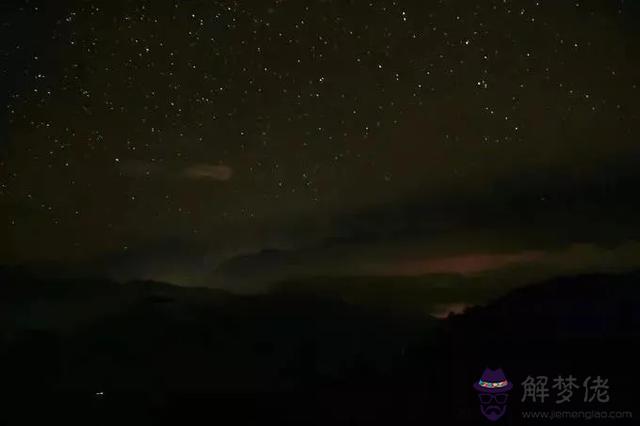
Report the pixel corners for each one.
[0,266,434,392]
[1,267,639,425]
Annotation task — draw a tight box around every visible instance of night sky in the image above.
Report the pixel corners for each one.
[2,0,640,291]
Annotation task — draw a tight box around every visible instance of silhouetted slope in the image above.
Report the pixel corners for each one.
[397,272,640,425]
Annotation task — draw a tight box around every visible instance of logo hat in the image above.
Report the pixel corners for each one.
[473,368,513,393]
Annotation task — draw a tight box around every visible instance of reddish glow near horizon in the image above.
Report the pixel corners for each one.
[378,251,544,276]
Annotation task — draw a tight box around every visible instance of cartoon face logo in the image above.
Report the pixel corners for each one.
[473,368,513,421]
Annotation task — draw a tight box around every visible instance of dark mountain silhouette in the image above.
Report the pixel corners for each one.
[1,267,639,425]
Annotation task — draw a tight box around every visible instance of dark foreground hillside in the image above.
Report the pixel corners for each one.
[1,268,639,425]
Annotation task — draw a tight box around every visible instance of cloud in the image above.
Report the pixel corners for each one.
[184,164,233,181]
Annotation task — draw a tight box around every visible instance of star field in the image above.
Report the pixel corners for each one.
[1,0,639,286]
